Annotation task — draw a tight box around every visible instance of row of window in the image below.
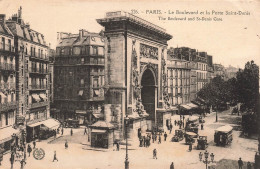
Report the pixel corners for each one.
[168,96,190,106]
[167,69,191,78]
[55,57,105,65]
[168,87,190,96]
[167,78,190,87]
[1,37,13,52]
[56,46,104,56]
[0,111,15,128]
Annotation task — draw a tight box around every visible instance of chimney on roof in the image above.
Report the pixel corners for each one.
[0,14,6,24]
[79,29,83,40]
[18,6,22,18]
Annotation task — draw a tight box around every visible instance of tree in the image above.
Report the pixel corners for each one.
[236,61,259,112]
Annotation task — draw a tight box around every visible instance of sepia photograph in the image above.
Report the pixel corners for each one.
[0,0,259,169]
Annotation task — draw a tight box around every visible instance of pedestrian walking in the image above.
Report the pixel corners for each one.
[170,123,173,134]
[0,152,3,166]
[70,128,73,136]
[153,149,157,159]
[84,127,87,135]
[238,157,243,169]
[164,132,168,141]
[174,120,177,126]
[53,151,58,162]
[158,135,161,144]
[20,158,26,169]
[170,162,174,169]
[33,140,36,149]
[61,127,64,135]
[152,134,155,143]
[189,143,192,152]
[247,162,251,169]
[65,140,68,149]
[139,137,143,147]
[10,152,14,169]
[27,144,32,157]
[201,123,204,130]
[54,130,57,139]
[116,142,120,151]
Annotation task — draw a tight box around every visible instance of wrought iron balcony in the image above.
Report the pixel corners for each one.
[0,101,17,112]
[0,43,15,53]
[29,68,48,74]
[0,63,15,71]
[28,84,48,90]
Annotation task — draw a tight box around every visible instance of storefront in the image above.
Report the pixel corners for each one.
[26,118,60,142]
[89,121,115,149]
[0,126,20,153]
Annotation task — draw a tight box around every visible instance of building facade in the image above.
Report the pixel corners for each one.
[167,47,191,108]
[53,30,105,125]
[6,7,54,142]
[0,14,19,152]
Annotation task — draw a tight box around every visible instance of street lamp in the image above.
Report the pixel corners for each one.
[199,150,215,169]
[125,116,129,169]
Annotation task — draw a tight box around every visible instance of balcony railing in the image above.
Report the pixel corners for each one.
[167,64,192,69]
[0,101,17,112]
[0,43,15,53]
[29,68,48,74]
[30,52,49,61]
[28,101,48,109]
[0,82,16,90]
[28,84,48,90]
[0,63,15,71]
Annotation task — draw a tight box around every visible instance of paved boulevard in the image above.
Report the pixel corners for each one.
[1,109,258,169]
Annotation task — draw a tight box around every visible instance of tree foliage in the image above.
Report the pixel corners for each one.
[197,60,259,112]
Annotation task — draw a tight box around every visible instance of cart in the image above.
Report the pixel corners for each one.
[197,135,208,150]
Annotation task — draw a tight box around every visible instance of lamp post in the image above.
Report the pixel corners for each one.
[125,116,129,169]
[216,111,218,122]
[199,150,215,169]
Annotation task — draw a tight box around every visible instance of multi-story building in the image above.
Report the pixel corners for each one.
[6,7,57,142]
[0,14,19,152]
[189,49,197,101]
[193,52,208,92]
[53,30,105,125]
[213,63,225,78]
[167,47,191,109]
[207,55,214,82]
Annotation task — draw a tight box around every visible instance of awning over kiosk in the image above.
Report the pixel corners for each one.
[91,129,106,133]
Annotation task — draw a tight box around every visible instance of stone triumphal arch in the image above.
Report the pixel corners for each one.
[97,11,172,140]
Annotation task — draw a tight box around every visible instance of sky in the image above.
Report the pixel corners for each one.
[0,0,259,68]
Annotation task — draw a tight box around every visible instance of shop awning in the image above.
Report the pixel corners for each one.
[78,90,83,96]
[0,92,7,98]
[28,120,45,128]
[42,119,60,129]
[181,104,192,110]
[28,118,60,129]
[92,113,104,119]
[91,129,106,133]
[32,94,41,102]
[187,103,198,109]
[39,93,47,101]
[76,110,87,114]
[0,126,20,144]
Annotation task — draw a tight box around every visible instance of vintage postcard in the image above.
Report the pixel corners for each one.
[0,0,259,169]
